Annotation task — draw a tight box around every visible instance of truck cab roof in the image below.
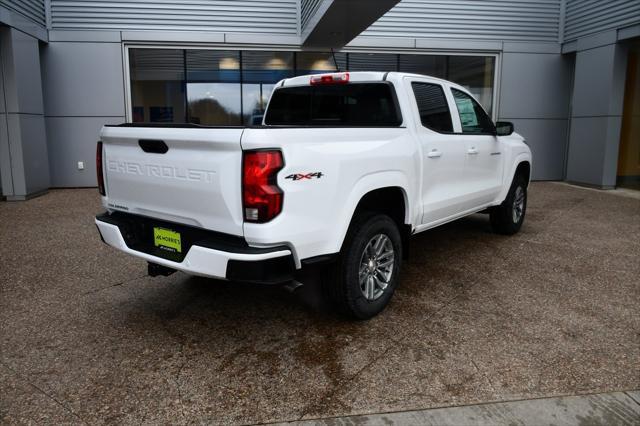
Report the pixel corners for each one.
[280,71,459,89]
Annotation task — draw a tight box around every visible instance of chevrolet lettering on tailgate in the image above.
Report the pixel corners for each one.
[107,160,216,183]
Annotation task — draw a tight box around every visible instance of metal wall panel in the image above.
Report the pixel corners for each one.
[0,27,49,198]
[498,52,573,180]
[50,0,299,34]
[301,0,323,32]
[499,52,572,119]
[566,43,627,187]
[564,0,640,42]
[41,42,125,117]
[0,0,46,27]
[362,0,561,42]
[46,116,124,187]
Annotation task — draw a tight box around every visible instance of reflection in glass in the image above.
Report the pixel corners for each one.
[186,50,240,82]
[186,50,241,125]
[129,49,185,123]
[187,83,241,126]
[296,52,347,75]
[128,48,497,124]
[243,84,275,125]
[265,84,401,126]
[399,54,447,79]
[242,52,293,125]
[411,82,453,132]
[347,53,398,72]
[452,88,495,134]
[447,56,495,116]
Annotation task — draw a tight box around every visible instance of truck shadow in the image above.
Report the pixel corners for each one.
[162,213,496,319]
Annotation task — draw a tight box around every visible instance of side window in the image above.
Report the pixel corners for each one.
[411,82,453,132]
[451,88,495,134]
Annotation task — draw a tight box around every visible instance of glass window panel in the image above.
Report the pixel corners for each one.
[128,49,497,126]
[447,56,495,116]
[411,82,453,132]
[347,53,398,72]
[185,50,241,125]
[451,88,495,134]
[129,48,185,123]
[399,54,447,79]
[242,51,294,84]
[187,83,241,126]
[243,84,276,125]
[242,51,293,125]
[296,52,347,75]
[265,84,402,126]
[186,50,240,83]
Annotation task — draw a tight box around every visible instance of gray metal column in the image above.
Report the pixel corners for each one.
[565,31,628,188]
[498,43,573,181]
[0,27,49,200]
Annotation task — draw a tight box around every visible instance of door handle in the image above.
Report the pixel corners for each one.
[427,149,442,158]
[139,139,169,154]
[467,147,479,155]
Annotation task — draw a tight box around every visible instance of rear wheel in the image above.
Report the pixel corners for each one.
[324,213,402,320]
[490,174,527,235]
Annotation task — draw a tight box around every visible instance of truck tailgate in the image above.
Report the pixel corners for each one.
[100,126,245,236]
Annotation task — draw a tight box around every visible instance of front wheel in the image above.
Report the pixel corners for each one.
[490,175,527,235]
[324,213,403,320]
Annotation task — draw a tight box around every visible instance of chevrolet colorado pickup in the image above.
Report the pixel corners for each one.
[95,71,531,319]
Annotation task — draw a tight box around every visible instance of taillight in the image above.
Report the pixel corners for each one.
[96,141,105,196]
[242,150,284,223]
[310,72,350,85]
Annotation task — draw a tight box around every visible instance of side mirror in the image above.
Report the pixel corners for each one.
[495,121,514,136]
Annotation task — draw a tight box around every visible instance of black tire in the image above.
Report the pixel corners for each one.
[323,213,403,320]
[490,174,528,235]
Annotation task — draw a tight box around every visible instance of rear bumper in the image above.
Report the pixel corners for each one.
[95,212,295,283]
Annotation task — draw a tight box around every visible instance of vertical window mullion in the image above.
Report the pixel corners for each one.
[239,50,244,126]
[444,55,450,80]
[259,84,263,112]
[183,50,189,124]
[293,51,297,76]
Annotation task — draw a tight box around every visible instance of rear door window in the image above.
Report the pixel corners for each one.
[411,82,453,132]
[264,83,402,126]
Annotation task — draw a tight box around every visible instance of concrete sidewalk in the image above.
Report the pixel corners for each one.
[284,390,640,426]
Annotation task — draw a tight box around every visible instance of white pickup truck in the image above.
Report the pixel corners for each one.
[95,71,531,319]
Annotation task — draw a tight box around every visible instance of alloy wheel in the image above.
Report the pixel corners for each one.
[358,233,395,301]
[512,186,525,223]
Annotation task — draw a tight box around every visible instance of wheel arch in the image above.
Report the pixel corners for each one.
[335,174,413,259]
[352,186,409,228]
[515,160,531,185]
[496,154,532,203]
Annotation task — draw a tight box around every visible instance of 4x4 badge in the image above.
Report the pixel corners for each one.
[285,172,324,181]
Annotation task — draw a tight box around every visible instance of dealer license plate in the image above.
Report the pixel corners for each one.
[153,227,182,253]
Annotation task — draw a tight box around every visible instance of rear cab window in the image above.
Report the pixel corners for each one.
[264,83,402,126]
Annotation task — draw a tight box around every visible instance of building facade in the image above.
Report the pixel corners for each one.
[0,0,639,200]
